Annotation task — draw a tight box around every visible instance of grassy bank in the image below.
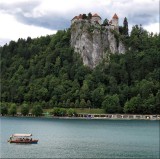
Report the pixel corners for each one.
[43,108,105,114]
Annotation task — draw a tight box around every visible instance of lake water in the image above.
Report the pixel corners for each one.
[0,117,159,158]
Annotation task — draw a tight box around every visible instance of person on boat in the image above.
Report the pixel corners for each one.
[9,136,12,140]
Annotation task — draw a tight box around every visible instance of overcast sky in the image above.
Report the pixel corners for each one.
[0,0,159,46]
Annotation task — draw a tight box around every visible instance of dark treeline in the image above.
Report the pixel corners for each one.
[0,25,160,115]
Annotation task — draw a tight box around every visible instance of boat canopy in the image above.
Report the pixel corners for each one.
[12,134,32,137]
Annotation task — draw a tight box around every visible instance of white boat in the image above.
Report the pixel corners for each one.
[8,134,38,144]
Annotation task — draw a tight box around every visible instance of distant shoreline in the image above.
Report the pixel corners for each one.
[1,114,160,120]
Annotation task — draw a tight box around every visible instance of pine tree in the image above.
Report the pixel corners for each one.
[123,17,129,36]
[87,12,92,20]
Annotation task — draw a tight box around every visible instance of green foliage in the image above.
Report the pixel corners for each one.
[86,100,91,108]
[0,103,8,115]
[21,103,29,116]
[142,94,155,114]
[8,103,17,116]
[91,85,105,108]
[87,25,95,33]
[102,18,109,26]
[87,13,92,20]
[123,17,129,36]
[75,99,80,108]
[51,107,76,116]
[102,94,121,113]
[80,99,87,108]
[123,95,142,114]
[129,25,150,51]
[155,91,160,114]
[0,25,159,115]
[82,14,87,19]
[67,108,76,116]
[111,30,120,47]
[51,107,67,116]
[32,105,43,116]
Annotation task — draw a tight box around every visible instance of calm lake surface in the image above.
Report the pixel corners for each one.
[0,117,159,158]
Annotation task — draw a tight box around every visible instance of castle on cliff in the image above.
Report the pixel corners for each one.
[71,13,119,32]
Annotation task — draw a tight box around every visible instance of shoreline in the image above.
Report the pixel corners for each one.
[1,114,160,120]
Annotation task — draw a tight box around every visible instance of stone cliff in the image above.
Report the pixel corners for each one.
[71,20,126,68]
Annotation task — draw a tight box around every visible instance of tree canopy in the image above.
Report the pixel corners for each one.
[1,25,160,115]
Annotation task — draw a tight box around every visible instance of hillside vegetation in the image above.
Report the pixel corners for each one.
[0,25,160,115]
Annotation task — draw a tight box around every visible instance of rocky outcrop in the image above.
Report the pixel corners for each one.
[71,20,126,68]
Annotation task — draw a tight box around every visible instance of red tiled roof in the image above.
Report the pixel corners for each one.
[72,13,102,21]
[78,14,82,19]
[71,16,78,20]
[71,14,83,21]
[112,13,118,19]
[92,13,101,19]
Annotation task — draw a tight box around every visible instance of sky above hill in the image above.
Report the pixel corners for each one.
[0,0,159,46]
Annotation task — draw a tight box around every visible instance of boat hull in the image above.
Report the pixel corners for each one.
[8,140,38,144]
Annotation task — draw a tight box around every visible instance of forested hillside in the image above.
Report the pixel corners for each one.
[0,25,160,115]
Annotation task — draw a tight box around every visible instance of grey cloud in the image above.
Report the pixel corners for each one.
[120,1,158,26]
[0,0,159,31]
[0,1,70,30]
[15,13,70,30]
[128,13,158,26]
[0,1,40,13]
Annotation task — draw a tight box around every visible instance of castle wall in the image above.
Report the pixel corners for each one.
[112,18,118,28]
[71,19,76,25]
[91,17,101,24]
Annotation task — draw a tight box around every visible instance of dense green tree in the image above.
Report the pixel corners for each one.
[32,105,43,116]
[91,85,105,108]
[155,91,160,114]
[54,56,61,76]
[87,13,92,20]
[67,108,76,116]
[82,14,87,19]
[75,99,80,108]
[102,18,109,26]
[139,79,155,99]
[142,94,155,114]
[87,100,91,108]
[124,95,142,114]
[21,103,30,116]
[66,99,71,108]
[0,25,159,115]
[0,103,8,116]
[8,104,17,116]
[80,99,87,108]
[123,17,129,36]
[51,107,61,116]
[130,25,149,51]
[102,94,121,113]
[80,80,90,100]
[60,108,67,116]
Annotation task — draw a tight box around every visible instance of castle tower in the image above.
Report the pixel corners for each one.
[112,13,119,31]
[91,13,101,24]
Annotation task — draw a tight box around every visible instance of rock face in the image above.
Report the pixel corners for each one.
[71,20,126,68]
